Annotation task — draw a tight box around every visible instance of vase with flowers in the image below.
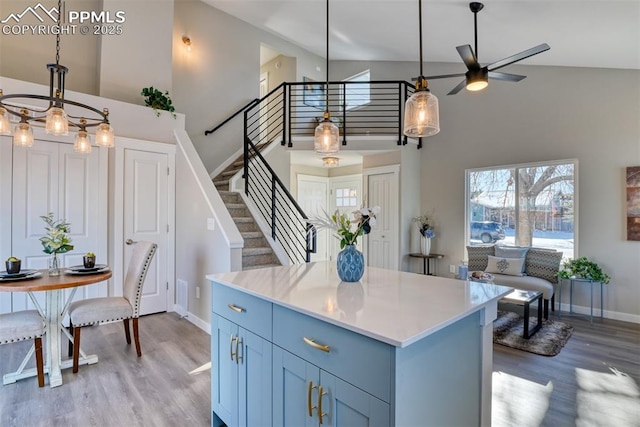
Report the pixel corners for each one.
[311,204,380,282]
[412,213,436,255]
[39,212,74,276]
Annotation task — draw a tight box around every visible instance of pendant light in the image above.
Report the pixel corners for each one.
[314,0,340,160]
[403,0,440,138]
[0,0,115,149]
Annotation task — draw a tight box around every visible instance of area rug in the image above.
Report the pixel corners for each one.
[493,310,573,356]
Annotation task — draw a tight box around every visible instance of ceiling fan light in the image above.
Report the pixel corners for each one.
[13,122,34,147]
[314,118,340,156]
[466,69,489,91]
[45,106,69,136]
[403,89,440,138]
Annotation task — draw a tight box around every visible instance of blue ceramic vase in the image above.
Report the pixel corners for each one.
[336,244,364,282]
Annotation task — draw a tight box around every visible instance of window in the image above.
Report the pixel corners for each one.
[466,160,576,258]
[335,188,358,208]
[341,70,370,111]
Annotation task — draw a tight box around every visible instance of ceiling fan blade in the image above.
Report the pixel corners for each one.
[488,72,526,82]
[422,73,466,80]
[486,43,551,72]
[456,45,479,70]
[447,79,467,95]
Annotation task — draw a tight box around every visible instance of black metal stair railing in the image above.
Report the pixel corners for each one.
[208,80,417,265]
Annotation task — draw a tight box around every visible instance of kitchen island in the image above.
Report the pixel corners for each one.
[207,262,511,427]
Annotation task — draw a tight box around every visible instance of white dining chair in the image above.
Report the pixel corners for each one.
[0,310,45,387]
[68,241,157,373]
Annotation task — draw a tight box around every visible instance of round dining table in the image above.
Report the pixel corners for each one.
[0,269,112,388]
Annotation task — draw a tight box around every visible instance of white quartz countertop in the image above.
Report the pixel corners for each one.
[207,262,512,348]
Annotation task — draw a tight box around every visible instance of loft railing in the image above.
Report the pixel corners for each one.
[209,80,418,264]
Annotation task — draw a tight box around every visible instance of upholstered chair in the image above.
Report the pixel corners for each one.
[0,310,45,387]
[68,241,157,373]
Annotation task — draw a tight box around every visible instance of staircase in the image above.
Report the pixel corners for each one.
[213,147,281,270]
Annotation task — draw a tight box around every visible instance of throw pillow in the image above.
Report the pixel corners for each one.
[485,255,525,276]
[466,245,495,271]
[494,246,529,273]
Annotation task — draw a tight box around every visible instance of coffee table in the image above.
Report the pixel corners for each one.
[501,289,543,339]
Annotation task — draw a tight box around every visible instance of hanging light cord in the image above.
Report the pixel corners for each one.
[418,0,423,78]
[56,0,61,66]
[325,0,330,114]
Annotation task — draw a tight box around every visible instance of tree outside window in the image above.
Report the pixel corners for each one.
[467,161,576,258]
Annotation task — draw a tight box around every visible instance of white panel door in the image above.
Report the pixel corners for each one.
[8,139,107,312]
[366,170,398,270]
[123,148,168,315]
[297,175,329,261]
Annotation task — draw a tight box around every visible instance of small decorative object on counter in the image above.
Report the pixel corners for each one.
[5,256,21,274]
[458,261,468,280]
[39,212,74,276]
[310,203,380,282]
[83,252,96,269]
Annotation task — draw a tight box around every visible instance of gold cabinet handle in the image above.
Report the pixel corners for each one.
[303,337,330,353]
[228,304,245,313]
[307,381,317,417]
[235,337,243,365]
[318,385,327,424]
[230,335,237,361]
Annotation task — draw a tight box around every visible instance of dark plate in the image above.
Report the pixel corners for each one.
[0,271,42,282]
[67,264,107,273]
[0,269,37,279]
[66,267,110,276]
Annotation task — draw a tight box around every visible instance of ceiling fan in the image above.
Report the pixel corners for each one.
[427,2,550,95]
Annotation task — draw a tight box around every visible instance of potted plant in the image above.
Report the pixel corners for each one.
[39,212,74,276]
[141,86,176,118]
[5,256,21,274]
[557,257,610,284]
[412,213,436,255]
[83,252,96,269]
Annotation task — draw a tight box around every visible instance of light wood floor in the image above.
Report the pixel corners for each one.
[1,311,638,426]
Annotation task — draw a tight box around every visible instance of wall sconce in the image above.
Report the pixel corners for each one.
[182,36,192,52]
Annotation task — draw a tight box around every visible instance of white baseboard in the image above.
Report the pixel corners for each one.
[181,310,211,334]
[556,302,640,324]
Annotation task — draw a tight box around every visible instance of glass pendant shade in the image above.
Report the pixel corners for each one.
[0,108,11,135]
[95,122,115,147]
[314,119,340,156]
[403,90,440,137]
[13,122,34,147]
[45,106,69,135]
[73,130,92,153]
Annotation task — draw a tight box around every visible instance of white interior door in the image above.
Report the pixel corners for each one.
[329,175,362,260]
[259,72,269,141]
[123,148,169,315]
[297,175,329,261]
[8,139,107,312]
[365,167,399,270]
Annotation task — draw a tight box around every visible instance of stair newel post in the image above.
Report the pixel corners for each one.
[398,82,403,146]
[282,84,288,146]
[271,174,277,240]
[341,82,347,146]
[243,111,249,196]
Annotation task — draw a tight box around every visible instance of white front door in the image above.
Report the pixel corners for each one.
[122,148,169,315]
[297,175,329,261]
[365,167,399,270]
[329,176,362,260]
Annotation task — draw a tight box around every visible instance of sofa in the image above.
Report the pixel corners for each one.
[466,245,563,319]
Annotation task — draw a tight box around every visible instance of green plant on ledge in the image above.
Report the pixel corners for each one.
[557,256,610,284]
[141,87,176,118]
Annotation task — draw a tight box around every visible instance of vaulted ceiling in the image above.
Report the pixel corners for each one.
[205,0,639,70]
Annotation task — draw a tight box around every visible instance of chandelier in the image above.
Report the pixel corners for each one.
[403,0,440,138]
[0,0,114,153]
[314,0,340,165]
